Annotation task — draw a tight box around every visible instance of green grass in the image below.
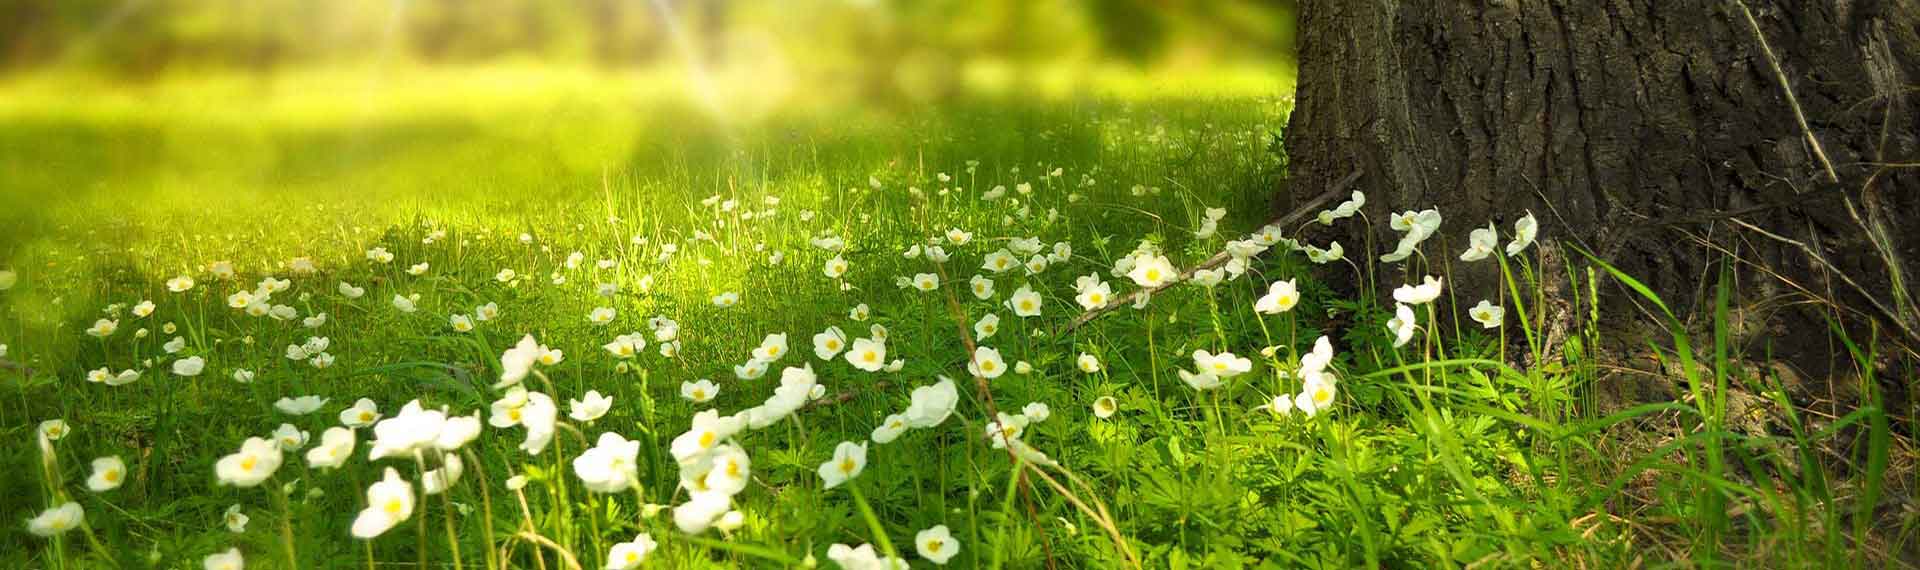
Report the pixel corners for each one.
[2,65,1910,569]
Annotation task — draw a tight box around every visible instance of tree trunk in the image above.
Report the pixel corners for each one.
[1285,0,1920,365]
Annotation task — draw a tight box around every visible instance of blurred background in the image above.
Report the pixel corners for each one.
[0,0,1298,290]
[0,0,1294,105]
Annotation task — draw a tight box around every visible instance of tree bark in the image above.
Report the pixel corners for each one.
[1285,0,1920,358]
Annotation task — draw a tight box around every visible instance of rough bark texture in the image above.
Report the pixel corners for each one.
[1286,0,1920,373]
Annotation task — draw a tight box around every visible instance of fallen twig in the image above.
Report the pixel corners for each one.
[1059,169,1362,335]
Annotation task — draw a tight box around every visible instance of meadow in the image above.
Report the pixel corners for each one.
[2,65,1909,569]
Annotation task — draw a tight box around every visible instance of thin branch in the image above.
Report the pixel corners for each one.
[1059,169,1362,335]
[1732,0,1841,184]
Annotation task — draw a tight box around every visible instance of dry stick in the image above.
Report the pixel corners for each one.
[1732,0,1840,184]
[1060,169,1362,335]
[1721,217,1920,349]
[927,242,1062,570]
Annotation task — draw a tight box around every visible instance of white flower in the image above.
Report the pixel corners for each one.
[1190,268,1224,287]
[969,275,995,299]
[1021,401,1051,423]
[982,250,1019,273]
[224,504,249,532]
[602,332,646,358]
[407,262,429,276]
[1092,396,1118,419]
[421,454,465,495]
[1074,280,1112,310]
[846,337,887,372]
[968,346,1008,379]
[569,390,614,422]
[871,414,909,444]
[198,546,243,570]
[711,292,740,307]
[450,314,474,333]
[1178,369,1222,390]
[1305,242,1345,264]
[1387,303,1419,348]
[904,377,958,428]
[337,282,365,298]
[912,273,940,292]
[336,398,382,429]
[272,423,310,450]
[680,380,719,403]
[946,228,973,245]
[275,395,328,415]
[573,432,641,493]
[370,400,447,460]
[1076,353,1101,373]
[39,418,69,441]
[823,256,850,278]
[1007,285,1043,317]
[166,275,195,292]
[671,409,747,465]
[588,307,616,325]
[733,358,770,380]
[1506,212,1538,256]
[752,333,789,361]
[80,318,119,339]
[86,456,126,492]
[605,533,659,569]
[27,502,83,537]
[1268,394,1295,416]
[1254,279,1300,314]
[1193,350,1253,378]
[351,467,414,539]
[498,335,543,388]
[984,412,1027,449]
[917,525,961,565]
[828,543,907,570]
[215,437,283,487]
[168,356,205,377]
[813,326,848,360]
[1125,254,1178,288]
[1461,224,1498,261]
[1295,380,1338,418]
[1392,275,1444,305]
[131,300,155,318]
[673,490,732,534]
[306,427,355,469]
[515,392,558,455]
[1023,254,1049,275]
[816,441,868,489]
[1300,335,1336,378]
[1469,300,1505,329]
[436,413,482,451]
[973,313,1000,340]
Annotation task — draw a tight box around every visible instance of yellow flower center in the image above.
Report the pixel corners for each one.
[1019,301,1034,311]
[384,498,405,515]
[359,411,374,422]
[1145,269,1161,281]
[862,351,877,363]
[508,408,523,422]
[981,361,996,371]
[104,469,121,483]
[838,458,856,474]
[826,340,840,350]
[928,539,944,552]
[725,459,741,478]
[240,457,257,471]
[699,431,716,448]
[692,389,706,400]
